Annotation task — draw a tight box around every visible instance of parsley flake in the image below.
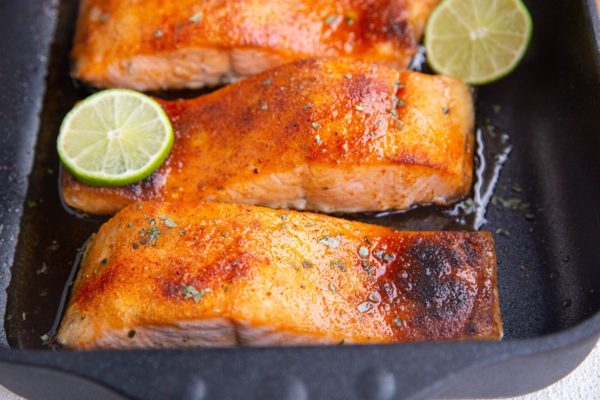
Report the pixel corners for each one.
[319,235,341,248]
[262,76,273,87]
[139,225,162,246]
[189,12,203,23]
[325,15,340,25]
[357,301,372,313]
[164,218,177,228]
[182,285,210,303]
[382,253,395,263]
[358,246,369,258]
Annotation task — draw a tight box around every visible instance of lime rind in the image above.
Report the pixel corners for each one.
[57,89,174,187]
[425,0,532,85]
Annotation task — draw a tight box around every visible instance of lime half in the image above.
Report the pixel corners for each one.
[57,89,174,186]
[425,0,532,85]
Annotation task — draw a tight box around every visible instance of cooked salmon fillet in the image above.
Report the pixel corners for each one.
[57,201,502,349]
[62,58,475,215]
[73,0,438,90]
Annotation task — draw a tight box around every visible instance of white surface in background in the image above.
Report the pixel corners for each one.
[0,340,598,399]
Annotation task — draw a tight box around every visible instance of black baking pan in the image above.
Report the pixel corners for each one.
[0,0,599,399]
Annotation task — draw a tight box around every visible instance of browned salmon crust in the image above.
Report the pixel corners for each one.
[57,201,502,349]
[73,0,439,90]
[62,58,474,215]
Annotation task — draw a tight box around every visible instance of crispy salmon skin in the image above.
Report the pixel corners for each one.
[62,58,474,215]
[57,201,502,349]
[73,0,438,90]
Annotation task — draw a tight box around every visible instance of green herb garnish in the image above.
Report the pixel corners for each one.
[357,302,372,313]
[325,15,339,25]
[319,235,341,248]
[368,292,379,302]
[189,12,203,23]
[358,246,369,258]
[164,218,177,228]
[139,225,161,246]
[182,285,210,303]
[262,77,273,87]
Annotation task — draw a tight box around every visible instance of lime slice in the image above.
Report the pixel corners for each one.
[425,0,532,85]
[57,89,174,186]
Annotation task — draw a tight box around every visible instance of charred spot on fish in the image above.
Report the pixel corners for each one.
[389,21,414,47]
[461,236,481,268]
[400,239,473,318]
[415,242,461,272]
[467,323,479,335]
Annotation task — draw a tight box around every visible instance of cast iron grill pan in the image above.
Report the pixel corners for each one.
[0,0,598,399]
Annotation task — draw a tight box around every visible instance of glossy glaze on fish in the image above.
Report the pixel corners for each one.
[62,58,474,215]
[73,0,438,90]
[57,201,502,349]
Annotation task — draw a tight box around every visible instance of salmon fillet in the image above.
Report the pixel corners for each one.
[73,0,439,90]
[57,201,502,349]
[62,58,475,215]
